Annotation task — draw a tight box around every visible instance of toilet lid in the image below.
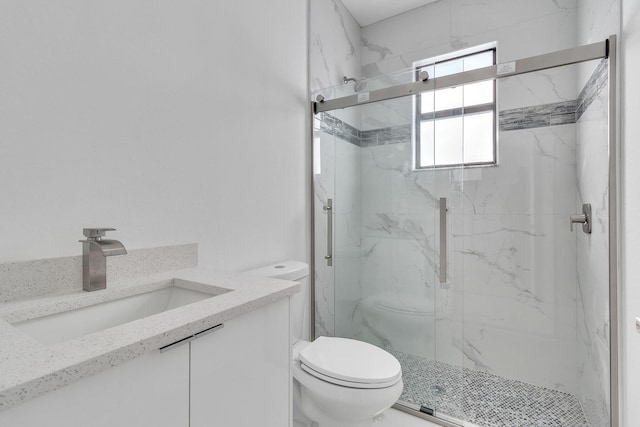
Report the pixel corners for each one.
[298,337,401,386]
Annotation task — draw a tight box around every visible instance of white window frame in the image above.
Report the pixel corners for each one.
[413,43,497,170]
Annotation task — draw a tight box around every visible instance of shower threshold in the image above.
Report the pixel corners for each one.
[389,350,589,427]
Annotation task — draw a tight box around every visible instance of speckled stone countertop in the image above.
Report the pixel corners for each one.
[0,268,299,412]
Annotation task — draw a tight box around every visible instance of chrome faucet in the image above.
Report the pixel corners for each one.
[79,228,127,291]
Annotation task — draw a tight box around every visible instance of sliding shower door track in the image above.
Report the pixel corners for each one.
[313,39,609,114]
[392,403,462,427]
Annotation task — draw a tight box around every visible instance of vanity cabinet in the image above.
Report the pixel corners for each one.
[0,343,190,427]
[190,298,291,427]
[0,298,291,427]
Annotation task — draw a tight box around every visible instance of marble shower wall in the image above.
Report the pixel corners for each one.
[575,63,611,427]
[360,0,577,79]
[310,0,361,337]
[575,1,619,426]
[345,0,580,394]
[575,1,619,425]
[310,0,616,413]
[310,0,361,93]
[355,124,579,395]
[312,123,336,337]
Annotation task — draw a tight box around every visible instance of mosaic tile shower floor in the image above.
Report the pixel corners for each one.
[389,350,589,427]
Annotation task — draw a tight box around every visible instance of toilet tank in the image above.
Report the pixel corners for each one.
[243,261,310,342]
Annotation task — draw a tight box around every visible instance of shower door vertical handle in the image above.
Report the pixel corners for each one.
[324,199,333,267]
[440,197,447,283]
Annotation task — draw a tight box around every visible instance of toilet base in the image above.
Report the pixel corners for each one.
[294,367,402,427]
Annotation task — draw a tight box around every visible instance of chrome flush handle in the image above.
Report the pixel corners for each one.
[570,203,592,234]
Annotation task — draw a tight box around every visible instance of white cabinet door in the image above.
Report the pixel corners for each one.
[190,298,291,427]
[0,344,189,427]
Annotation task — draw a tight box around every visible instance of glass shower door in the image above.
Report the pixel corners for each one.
[318,68,443,414]
[313,40,613,427]
[449,58,610,427]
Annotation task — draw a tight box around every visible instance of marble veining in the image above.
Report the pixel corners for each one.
[321,117,579,393]
[575,59,611,427]
[313,131,337,337]
[311,2,614,426]
[0,268,299,412]
[309,0,363,342]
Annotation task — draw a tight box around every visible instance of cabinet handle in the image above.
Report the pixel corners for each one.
[159,323,224,353]
[194,323,224,339]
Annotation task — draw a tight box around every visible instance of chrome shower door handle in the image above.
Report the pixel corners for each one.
[324,199,333,267]
[570,203,592,234]
[439,198,447,283]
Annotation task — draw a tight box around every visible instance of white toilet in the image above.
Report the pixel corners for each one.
[244,261,403,427]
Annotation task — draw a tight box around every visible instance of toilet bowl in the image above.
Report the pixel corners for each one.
[244,262,404,427]
[292,338,403,427]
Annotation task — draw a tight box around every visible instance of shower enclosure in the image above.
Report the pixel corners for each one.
[311,38,617,427]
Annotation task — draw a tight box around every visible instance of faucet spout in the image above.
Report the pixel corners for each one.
[90,239,127,257]
[80,228,127,292]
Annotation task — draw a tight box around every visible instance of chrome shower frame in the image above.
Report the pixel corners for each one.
[309,36,619,427]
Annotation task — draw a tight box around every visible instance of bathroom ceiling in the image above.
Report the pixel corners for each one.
[341,0,439,27]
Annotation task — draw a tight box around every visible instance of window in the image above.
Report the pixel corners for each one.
[414,46,496,169]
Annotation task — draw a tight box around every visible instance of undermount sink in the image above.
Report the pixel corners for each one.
[13,283,230,346]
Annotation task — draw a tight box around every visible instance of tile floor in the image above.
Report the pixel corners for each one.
[390,350,589,427]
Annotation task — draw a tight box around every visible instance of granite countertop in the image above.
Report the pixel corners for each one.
[0,268,299,412]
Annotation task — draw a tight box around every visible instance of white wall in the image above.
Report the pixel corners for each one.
[622,1,640,425]
[0,0,309,272]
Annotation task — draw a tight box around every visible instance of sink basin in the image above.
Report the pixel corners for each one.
[13,284,228,345]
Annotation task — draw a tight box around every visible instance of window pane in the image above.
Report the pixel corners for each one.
[435,58,463,77]
[434,116,463,166]
[463,81,494,106]
[420,90,435,113]
[463,50,493,71]
[463,111,494,164]
[419,121,435,167]
[414,46,496,169]
[435,86,463,111]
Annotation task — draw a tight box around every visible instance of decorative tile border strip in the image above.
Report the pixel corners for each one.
[318,113,361,146]
[576,58,608,120]
[360,124,412,147]
[317,59,608,145]
[498,100,577,131]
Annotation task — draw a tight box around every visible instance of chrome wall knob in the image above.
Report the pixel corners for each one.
[570,204,592,234]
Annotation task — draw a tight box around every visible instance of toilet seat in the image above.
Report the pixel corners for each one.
[297,337,402,389]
